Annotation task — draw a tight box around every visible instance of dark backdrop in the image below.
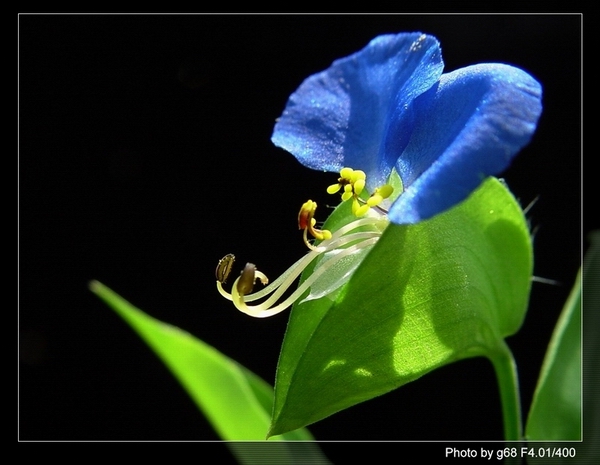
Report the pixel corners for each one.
[19,12,584,457]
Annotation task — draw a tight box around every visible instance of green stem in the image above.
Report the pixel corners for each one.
[489,341,522,441]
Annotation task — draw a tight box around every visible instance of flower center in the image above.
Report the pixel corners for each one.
[216,167,394,318]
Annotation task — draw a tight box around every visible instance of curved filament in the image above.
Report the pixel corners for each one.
[216,214,387,318]
[230,235,379,318]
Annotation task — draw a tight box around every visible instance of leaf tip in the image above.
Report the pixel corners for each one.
[266,418,294,440]
[266,423,282,440]
[88,280,110,299]
[88,279,102,293]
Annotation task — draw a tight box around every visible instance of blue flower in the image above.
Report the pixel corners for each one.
[271,32,542,224]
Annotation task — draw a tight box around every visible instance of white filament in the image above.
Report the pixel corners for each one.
[216,215,386,318]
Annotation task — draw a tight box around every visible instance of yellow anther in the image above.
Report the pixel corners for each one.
[367,194,383,207]
[354,178,365,195]
[340,167,354,179]
[378,184,394,198]
[298,200,317,231]
[352,199,370,217]
[366,184,394,208]
[350,170,366,182]
[341,184,353,201]
[298,200,331,250]
[327,184,342,194]
[311,219,332,240]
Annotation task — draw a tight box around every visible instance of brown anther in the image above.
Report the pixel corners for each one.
[237,263,258,296]
[215,253,235,283]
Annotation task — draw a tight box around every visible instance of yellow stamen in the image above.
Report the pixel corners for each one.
[215,166,398,318]
[327,167,392,217]
[298,200,331,250]
[327,184,342,194]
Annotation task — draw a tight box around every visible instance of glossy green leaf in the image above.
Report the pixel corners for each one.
[89,281,328,455]
[525,268,581,441]
[270,177,532,437]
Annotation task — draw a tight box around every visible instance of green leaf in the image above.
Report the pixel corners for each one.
[523,232,597,463]
[270,177,532,437]
[525,269,581,441]
[580,231,600,462]
[88,281,328,456]
[523,231,597,461]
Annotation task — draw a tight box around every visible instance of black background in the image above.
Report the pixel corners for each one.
[19,12,584,457]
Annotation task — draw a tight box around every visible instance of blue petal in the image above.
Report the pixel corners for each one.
[271,33,444,188]
[388,63,543,224]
